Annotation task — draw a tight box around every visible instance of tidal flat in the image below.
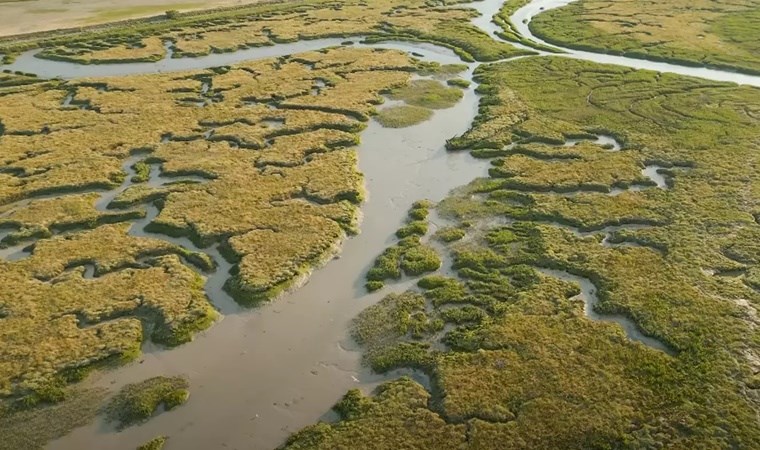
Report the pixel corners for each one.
[0,0,759,448]
[284,55,760,449]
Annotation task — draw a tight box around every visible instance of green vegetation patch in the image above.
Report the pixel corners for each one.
[288,56,760,448]
[366,202,441,291]
[106,376,189,429]
[389,79,463,109]
[433,226,466,242]
[374,105,432,128]
[281,378,466,450]
[137,436,168,450]
[530,0,760,74]
[446,78,471,88]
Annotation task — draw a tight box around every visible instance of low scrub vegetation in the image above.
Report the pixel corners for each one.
[374,105,432,128]
[530,0,760,74]
[366,201,441,291]
[287,56,760,448]
[105,376,189,429]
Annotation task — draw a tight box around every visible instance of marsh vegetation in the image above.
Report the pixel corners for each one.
[0,45,438,434]
[106,376,189,429]
[530,0,760,74]
[285,56,760,449]
[1,0,760,448]
[0,0,533,65]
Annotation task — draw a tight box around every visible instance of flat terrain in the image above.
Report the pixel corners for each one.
[0,0,248,36]
[285,55,760,449]
[0,0,759,448]
[0,45,417,399]
[531,0,760,73]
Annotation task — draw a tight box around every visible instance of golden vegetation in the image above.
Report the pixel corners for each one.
[15,0,531,64]
[531,0,760,74]
[0,47,421,402]
[286,56,760,448]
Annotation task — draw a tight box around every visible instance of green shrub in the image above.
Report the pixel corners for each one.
[365,280,385,292]
[434,226,466,242]
[396,221,428,238]
[400,244,441,276]
[105,376,189,429]
[447,78,471,88]
[137,436,167,450]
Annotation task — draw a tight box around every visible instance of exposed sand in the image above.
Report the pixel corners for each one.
[0,0,256,37]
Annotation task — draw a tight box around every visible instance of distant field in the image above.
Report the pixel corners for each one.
[82,2,204,23]
[0,0,247,36]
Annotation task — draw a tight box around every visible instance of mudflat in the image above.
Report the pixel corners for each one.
[0,0,250,36]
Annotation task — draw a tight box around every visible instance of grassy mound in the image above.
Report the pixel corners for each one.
[106,376,189,429]
[389,80,463,109]
[374,105,433,128]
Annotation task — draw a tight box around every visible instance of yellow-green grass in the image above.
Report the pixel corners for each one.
[388,79,463,109]
[0,47,428,409]
[374,105,433,128]
[530,0,760,74]
[286,56,760,448]
[6,0,532,65]
[51,36,169,64]
[137,436,168,450]
[0,225,219,398]
[105,376,188,429]
[0,193,145,245]
[282,377,466,450]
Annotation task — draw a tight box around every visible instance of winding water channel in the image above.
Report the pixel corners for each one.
[0,0,756,448]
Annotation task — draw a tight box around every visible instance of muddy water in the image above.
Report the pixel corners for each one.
[1,38,464,79]
[49,57,491,449]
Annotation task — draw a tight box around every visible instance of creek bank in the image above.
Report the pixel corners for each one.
[48,45,492,450]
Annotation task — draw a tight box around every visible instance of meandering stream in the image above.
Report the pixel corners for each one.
[0,0,754,448]
[46,47,493,450]
[535,268,673,353]
[508,0,760,87]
